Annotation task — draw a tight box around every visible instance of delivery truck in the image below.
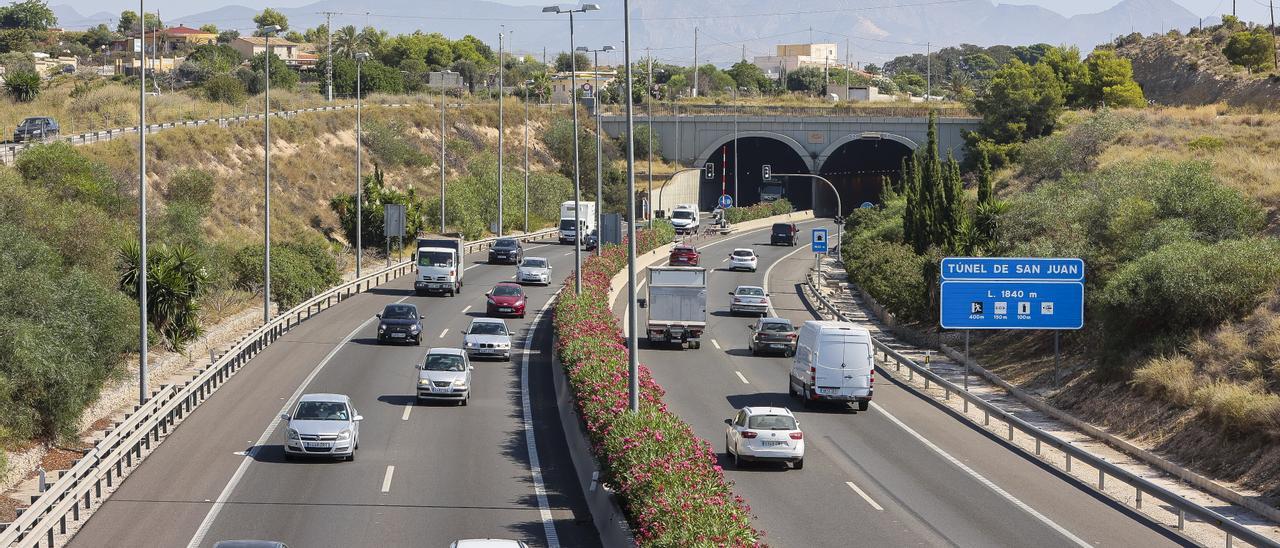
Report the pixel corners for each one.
[639,266,707,349]
[559,201,597,244]
[414,237,464,296]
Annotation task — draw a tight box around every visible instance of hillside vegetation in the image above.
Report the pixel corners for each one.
[1116,18,1280,109]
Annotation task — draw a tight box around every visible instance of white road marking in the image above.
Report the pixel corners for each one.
[439,328,449,338]
[401,405,412,421]
[734,371,749,384]
[871,402,1092,547]
[520,295,562,548]
[722,257,729,263]
[845,480,885,511]
[711,339,721,349]
[461,305,472,314]
[186,295,411,548]
[381,465,395,493]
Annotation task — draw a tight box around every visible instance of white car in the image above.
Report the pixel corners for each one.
[463,318,512,361]
[516,257,552,285]
[729,285,770,316]
[725,406,804,469]
[281,393,362,461]
[728,248,758,272]
[416,348,473,405]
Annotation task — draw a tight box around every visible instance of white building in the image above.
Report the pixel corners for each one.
[753,43,842,79]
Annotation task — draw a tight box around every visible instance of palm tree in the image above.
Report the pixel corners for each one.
[333,25,358,58]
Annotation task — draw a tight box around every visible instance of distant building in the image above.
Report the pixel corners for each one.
[753,43,843,79]
[549,70,616,104]
[827,84,896,103]
[110,26,216,55]
[231,36,315,68]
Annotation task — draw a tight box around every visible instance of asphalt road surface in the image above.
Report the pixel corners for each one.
[71,243,600,548]
[620,219,1190,548]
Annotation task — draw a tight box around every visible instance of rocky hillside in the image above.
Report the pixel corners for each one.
[1118,28,1280,109]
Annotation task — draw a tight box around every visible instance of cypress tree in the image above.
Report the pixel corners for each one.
[942,152,966,252]
[976,149,994,206]
[920,111,945,252]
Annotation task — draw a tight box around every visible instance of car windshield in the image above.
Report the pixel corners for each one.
[733,250,754,258]
[470,322,507,335]
[522,258,547,268]
[748,414,797,430]
[418,251,453,267]
[494,239,518,249]
[673,210,695,219]
[423,354,465,371]
[293,401,349,421]
[737,287,765,296]
[559,219,577,230]
[762,185,784,196]
[382,304,417,320]
[760,321,793,332]
[492,285,522,297]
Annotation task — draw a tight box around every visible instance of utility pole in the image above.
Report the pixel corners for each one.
[524,83,531,233]
[137,0,148,405]
[692,26,699,98]
[355,52,368,277]
[498,27,506,237]
[318,11,336,101]
[1272,0,1278,72]
[647,49,654,220]
[741,44,745,62]
[926,41,932,102]
[440,72,448,233]
[261,25,281,324]
[845,38,850,102]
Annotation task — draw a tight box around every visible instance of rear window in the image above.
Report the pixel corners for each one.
[737,287,764,296]
[732,250,754,257]
[772,223,792,234]
[760,321,793,332]
[748,414,796,430]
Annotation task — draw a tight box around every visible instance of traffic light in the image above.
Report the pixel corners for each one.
[762,164,772,180]
[704,162,715,179]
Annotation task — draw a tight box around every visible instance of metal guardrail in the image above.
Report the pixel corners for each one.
[802,270,1279,548]
[0,229,556,548]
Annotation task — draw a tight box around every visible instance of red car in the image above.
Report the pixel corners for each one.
[669,244,700,266]
[486,282,527,318]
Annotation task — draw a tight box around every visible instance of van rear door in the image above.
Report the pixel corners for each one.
[815,335,872,396]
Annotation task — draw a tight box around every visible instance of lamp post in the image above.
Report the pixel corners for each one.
[497,27,511,237]
[621,0,639,413]
[523,80,535,233]
[544,3,601,294]
[728,86,743,203]
[773,173,843,252]
[578,44,614,255]
[439,69,457,234]
[137,0,149,404]
[260,24,281,324]
[355,51,369,277]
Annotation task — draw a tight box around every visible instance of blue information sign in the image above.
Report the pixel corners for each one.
[940,257,1084,330]
[718,194,734,208]
[811,228,828,254]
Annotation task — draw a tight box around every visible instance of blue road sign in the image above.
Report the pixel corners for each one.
[860,201,875,209]
[719,194,734,208]
[811,228,828,254]
[940,256,1085,330]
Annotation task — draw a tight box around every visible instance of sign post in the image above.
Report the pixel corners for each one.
[940,257,1085,389]
[384,203,406,267]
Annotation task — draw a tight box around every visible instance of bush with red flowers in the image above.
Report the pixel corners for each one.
[554,221,761,547]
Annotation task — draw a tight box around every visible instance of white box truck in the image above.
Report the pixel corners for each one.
[414,237,464,296]
[670,203,700,234]
[789,321,874,411]
[639,266,707,349]
[558,201,596,244]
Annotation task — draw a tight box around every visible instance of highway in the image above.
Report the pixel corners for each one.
[619,220,1190,548]
[70,243,599,548]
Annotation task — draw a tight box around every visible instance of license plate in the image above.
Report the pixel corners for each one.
[762,441,787,447]
[770,344,785,349]
[391,333,406,338]
[818,388,837,395]
[429,283,443,288]
[499,307,512,312]
[435,385,452,392]
[304,442,330,450]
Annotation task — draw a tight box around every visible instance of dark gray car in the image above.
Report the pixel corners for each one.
[13,116,59,142]
[488,238,524,264]
[377,303,423,345]
[747,317,797,356]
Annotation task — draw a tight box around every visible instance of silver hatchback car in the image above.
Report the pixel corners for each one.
[281,394,362,461]
[417,348,474,405]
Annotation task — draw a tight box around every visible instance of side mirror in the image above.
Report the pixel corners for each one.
[468,365,475,371]
[353,415,364,422]
[415,363,424,370]
[637,298,648,309]
[728,291,734,295]
[280,414,290,422]
[419,314,425,319]
[724,418,733,425]
[461,329,469,334]
[375,313,382,319]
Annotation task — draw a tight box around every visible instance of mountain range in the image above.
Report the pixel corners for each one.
[49,0,1201,64]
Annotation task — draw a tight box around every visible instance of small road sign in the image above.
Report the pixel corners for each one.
[811,228,828,254]
[581,82,593,92]
[718,194,734,209]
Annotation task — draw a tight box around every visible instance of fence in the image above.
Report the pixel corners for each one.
[0,228,556,548]
[605,102,974,119]
[802,269,1279,548]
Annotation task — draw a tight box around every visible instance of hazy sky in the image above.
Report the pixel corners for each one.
[60,0,1273,25]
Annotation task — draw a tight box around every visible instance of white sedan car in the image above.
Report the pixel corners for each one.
[516,257,551,285]
[725,406,804,469]
[728,248,758,272]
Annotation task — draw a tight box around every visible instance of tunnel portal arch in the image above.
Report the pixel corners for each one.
[696,132,813,212]
[813,133,917,218]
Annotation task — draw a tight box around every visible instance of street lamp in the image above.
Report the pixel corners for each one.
[727,86,745,204]
[260,23,281,324]
[439,69,458,234]
[524,79,536,234]
[497,27,513,237]
[544,2,601,294]
[355,51,369,278]
[773,173,843,253]
[621,0,639,412]
[137,0,149,404]
[577,44,614,255]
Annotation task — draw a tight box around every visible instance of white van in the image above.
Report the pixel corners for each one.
[788,321,874,411]
[670,204,699,234]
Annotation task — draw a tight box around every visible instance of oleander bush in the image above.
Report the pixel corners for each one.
[554,225,760,546]
[723,198,792,224]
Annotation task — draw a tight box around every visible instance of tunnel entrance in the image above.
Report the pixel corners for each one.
[698,136,811,211]
[815,137,914,218]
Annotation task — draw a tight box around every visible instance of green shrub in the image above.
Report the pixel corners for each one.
[118,242,208,348]
[844,197,905,248]
[3,67,40,102]
[723,198,792,224]
[231,239,340,309]
[1017,110,1135,182]
[13,142,126,213]
[203,73,246,105]
[165,168,216,210]
[1186,135,1225,151]
[425,155,573,238]
[330,165,429,249]
[847,240,931,323]
[362,119,430,168]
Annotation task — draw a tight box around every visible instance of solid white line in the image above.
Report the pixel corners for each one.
[734,371,749,384]
[461,305,472,314]
[439,328,449,338]
[381,465,395,493]
[401,405,412,421]
[186,298,399,548]
[520,295,561,548]
[845,481,885,511]
[711,339,721,349]
[762,243,816,317]
[871,402,1092,547]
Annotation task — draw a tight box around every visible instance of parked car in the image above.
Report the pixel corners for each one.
[516,257,552,285]
[416,348,473,405]
[724,406,804,469]
[281,394,361,461]
[729,285,769,316]
[728,248,758,272]
[485,282,527,318]
[669,244,700,266]
[463,317,512,361]
[488,238,523,264]
[771,222,798,246]
[747,317,797,356]
[376,303,423,345]
[13,116,59,142]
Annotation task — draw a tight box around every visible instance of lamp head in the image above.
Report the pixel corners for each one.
[259,24,281,35]
[542,5,562,13]
[581,3,601,11]
[602,45,615,52]
[355,52,370,61]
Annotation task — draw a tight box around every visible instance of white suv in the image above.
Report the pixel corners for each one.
[724,406,804,469]
[728,248,758,272]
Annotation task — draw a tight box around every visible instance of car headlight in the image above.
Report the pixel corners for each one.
[288,429,300,440]
[498,342,510,349]
[337,429,352,441]
[378,325,386,332]
[453,378,467,386]
[410,324,420,332]
[419,378,431,385]
[487,298,496,304]
[465,341,475,348]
